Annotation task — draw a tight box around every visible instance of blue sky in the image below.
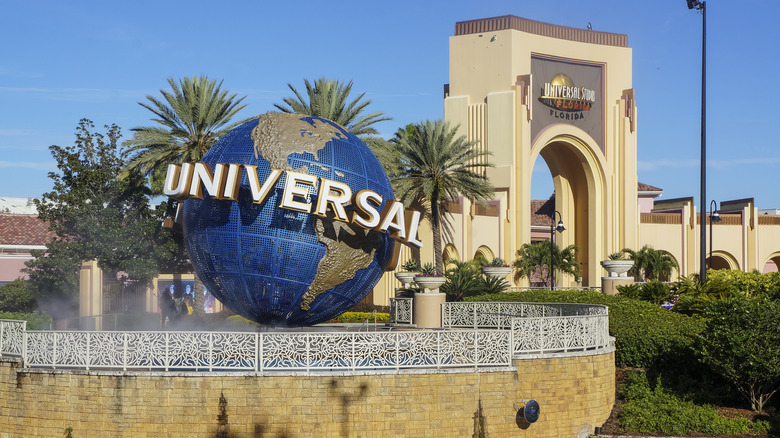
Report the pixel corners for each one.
[2,0,778,209]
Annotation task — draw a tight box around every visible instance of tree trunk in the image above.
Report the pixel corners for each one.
[431,200,443,275]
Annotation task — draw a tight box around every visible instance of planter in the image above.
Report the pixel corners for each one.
[481,266,512,280]
[394,272,418,288]
[413,276,446,293]
[600,260,634,278]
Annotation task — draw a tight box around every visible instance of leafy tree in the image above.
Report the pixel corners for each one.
[699,298,780,412]
[622,245,678,282]
[25,119,173,319]
[0,278,36,313]
[513,241,580,287]
[123,76,249,316]
[389,121,494,274]
[123,76,249,193]
[274,78,390,140]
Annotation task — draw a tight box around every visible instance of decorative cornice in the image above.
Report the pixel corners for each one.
[454,15,628,48]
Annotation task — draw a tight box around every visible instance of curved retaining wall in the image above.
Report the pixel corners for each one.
[0,349,614,438]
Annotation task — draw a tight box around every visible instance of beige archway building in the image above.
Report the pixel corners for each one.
[442,16,637,287]
[362,15,780,305]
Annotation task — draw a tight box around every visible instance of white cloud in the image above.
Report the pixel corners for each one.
[0,160,56,170]
[638,159,699,171]
[0,86,150,101]
[639,157,780,172]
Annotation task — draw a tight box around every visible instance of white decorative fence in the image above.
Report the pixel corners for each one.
[441,302,607,328]
[1,302,611,372]
[17,330,510,371]
[389,297,413,324]
[0,319,26,357]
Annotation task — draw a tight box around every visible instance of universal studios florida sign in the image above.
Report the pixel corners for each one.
[163,162,424,249]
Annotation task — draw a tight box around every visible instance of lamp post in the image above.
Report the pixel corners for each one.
[708,200,721,270]
[550,210,565,290]
[686,0,707,281]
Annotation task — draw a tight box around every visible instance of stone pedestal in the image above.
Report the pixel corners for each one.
[601,277,634,296]
[413,293,446,328]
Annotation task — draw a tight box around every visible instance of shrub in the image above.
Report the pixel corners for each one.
[418,263,441,277]
[331,312,389,324]
[466,290,705,368]
[616,282,671,305]
[477,276,510,295]
[699,298,780,412]
[706,269,780,301]
[639,281,672,305]
[616,283,641,299]
[0,279,37,313]
[619,369,771,435]
[0,311,53,330]
[672,274,751,316]
[483,257,509,267]
[401,259,421,272]
[441,259,482,301]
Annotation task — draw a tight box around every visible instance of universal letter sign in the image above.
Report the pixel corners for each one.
[164,162,423,249]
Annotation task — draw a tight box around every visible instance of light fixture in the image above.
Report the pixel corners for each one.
[514,400,541,429]
[550,211,565,290]
[687,0,703,9]
[708,199,721,270]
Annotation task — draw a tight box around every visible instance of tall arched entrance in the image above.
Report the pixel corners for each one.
[444,15,638,288]
[531,129,607,287]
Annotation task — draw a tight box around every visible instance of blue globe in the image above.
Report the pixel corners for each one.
[181,113,396,326]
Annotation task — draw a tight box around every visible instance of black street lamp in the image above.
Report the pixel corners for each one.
[708,200,721,270]
[686,0,707,281]
[550,210,565,290]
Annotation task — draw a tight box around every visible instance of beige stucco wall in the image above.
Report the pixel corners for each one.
[444,17,637,288]
[0,351,615,438]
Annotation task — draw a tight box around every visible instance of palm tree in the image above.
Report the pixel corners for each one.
[123,76,250,193]
[622,245,678,282]
[274,78,390,140]
[124,76,249,317]
[514,241,580,287]
[390,121,494,274]
[440,259,483,301]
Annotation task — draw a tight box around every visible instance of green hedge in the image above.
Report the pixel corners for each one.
[331,312,389,324]
[466,290,705,368]
[0,311,53,330]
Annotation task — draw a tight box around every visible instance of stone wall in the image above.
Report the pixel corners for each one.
[0,351,614,437]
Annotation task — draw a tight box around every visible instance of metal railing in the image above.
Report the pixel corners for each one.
[389,298,413,325]
[506,286,601,292]
[0,319,26,357]
[1,302,611,372]
[441,302,608,328]
[441,302,611,355]
[19,329,511,372]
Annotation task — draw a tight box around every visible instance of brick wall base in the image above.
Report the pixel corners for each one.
[0,351,614,437]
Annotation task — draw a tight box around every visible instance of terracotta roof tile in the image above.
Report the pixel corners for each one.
[0,215,54,246]
[531,197,555,226]
[638,182,663,192]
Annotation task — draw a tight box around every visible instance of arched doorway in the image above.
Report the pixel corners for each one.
[529,128,608,287]
[707,251,739,271]
[473,245,495,263]
[443,244,460,266]
[761,252,780,273]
